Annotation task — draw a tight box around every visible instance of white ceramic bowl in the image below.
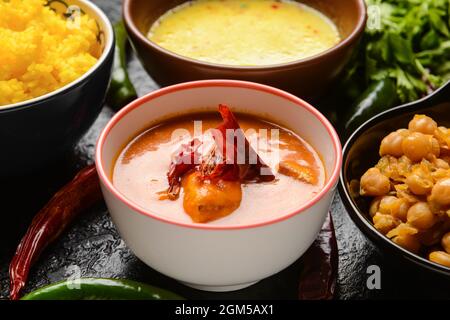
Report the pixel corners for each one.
[95,80,342,291]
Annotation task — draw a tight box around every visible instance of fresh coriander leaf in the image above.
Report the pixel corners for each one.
[420,29,440,50]
[429,8,450,37]
[388,32,415,65]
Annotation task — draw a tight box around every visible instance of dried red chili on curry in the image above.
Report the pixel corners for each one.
[161,104,275,223]
[164,104,275,199]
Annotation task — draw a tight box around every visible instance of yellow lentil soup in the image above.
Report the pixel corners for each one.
[148,0,340,66]
[0,0,102,107]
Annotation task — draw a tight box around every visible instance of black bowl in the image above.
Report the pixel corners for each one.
[339,81,450,277]
[0,0,114,177]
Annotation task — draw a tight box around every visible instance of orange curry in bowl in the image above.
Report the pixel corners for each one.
[113,105,325,225]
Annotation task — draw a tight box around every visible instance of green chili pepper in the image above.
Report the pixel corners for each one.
[342,78,398,136]
[21,278,183,300]
[107,21,138,110]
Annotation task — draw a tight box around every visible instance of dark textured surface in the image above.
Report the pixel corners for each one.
[0,0,448,300]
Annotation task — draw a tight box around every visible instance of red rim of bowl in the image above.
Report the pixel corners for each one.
[95,80,342,230]
[122,0,367,70]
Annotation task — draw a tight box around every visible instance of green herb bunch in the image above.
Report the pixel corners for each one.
[344,0,450,103]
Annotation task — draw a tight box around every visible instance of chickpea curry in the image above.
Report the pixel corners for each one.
[359,115,450,268]
[113,105,325,225]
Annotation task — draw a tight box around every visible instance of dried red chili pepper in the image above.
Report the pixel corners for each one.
[165,104,274,197]
[9,164,103,300]
[208,104,274,182]
[298,212,338,300]
[164,138,201,200]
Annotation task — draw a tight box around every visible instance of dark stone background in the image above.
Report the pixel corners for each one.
[0,0,448,300]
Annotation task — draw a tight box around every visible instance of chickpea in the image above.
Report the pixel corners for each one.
[360,168,390,196]
[391,198,409,222]
[369,197,381,218]
[431,138,440,158]
[442,232,450,254]
[408,115,437,135]
[429,251,450,267]
[431,168,450,182]
[430,178,450,206]
[379,130,406,157]
[378,196,398,215]
[397,155,413,174]
[361,115,450,264]
[393,234,421,253]
[402,132,432,162]
[405,173,433,195]
[377,196,409,222]
[373,212,399,234]
[407,202,436,229]
[433,158,449,169]
[386,223,418,239]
